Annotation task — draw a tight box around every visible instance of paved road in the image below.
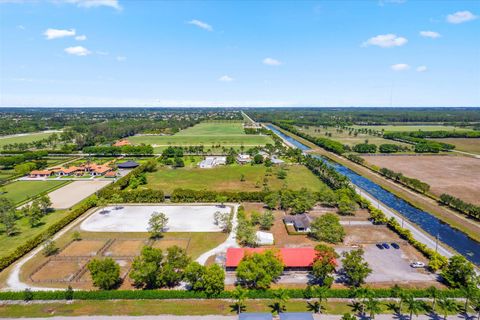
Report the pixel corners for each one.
[356,187,454,259]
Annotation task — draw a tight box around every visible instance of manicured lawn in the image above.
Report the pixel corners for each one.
[145,164,329,194]
[296,125,411,148]
[0,180,69,204]
[128,122,273,149]
[0,132,57,149]
[430,138,480,155]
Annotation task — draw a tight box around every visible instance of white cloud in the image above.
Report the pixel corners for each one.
[116,56,126,62]
[263,57,282,66]
[75,35,87,41]
[218,75,234,82]
[44,28,76,40]
[416,65,428,72]
[64,46,91,56]
[419,31,441,39]
[62,0,122,10]
[447,11,477,24]
[17,25,26,30]
[363,34,408,48]
[187,19,213,31]
[391,63,410,71]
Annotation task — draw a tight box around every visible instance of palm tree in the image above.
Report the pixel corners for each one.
[426,286,439,313]
[390,284,403,313]
[365,297,382,319]
[307,285,328,314]
[231,287,247,314]
[462,283,479,315]
[270,289,289,314]
[471,295,480,320]
[438,297,459,320]
[405,296,423,320]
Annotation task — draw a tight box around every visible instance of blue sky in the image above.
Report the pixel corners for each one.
[0,0,479,107]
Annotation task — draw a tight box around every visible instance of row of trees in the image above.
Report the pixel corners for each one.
[383,132,455,153]
[83,145,154,156]
[379,168,430,194]
[440,193,480,220]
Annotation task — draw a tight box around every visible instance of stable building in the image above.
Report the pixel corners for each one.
[29,170,54,178]
[236,154,251,164]
[199,156,227,169]
[225,247,317,271]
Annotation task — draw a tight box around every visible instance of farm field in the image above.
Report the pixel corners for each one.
[47,180,111,209]
[0,180,69,205]
[128,122,273,151]
[145,164,329,194]
[352,124,473,132]
[362,155,480,205]
[429,138,480,155]
[0,131,58,149]
[296,125,411,148]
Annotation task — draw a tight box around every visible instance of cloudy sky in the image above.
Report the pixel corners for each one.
[0,0,479,107]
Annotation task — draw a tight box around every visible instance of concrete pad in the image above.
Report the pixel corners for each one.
[80,205,231,232]
[48,180,111,209]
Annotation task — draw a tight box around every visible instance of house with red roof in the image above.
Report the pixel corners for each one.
[225,247,320,271]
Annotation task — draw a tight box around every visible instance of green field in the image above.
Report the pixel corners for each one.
[352,125,473,132]
[0,180,69,204]
[128,122,273,151]
[0,132,57,149]
[430,138,480,155]
[296,126,411,148]
[145,164,329,194]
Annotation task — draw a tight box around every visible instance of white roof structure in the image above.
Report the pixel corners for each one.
[256,231,274,245]
[199,156,226,169]
[271,157,285,165]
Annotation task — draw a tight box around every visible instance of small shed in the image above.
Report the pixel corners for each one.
[239,313,273,320]
[256,231,274,245]
[117,161,139,169]
[279,313,314,320]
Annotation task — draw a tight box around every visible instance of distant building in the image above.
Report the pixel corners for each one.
[104,171,119,178]
[113,139,131,147]
[283,213,312,232]
[29,170,54,178]
[270,157,285,165]
[117,160,140,169]
[225,247,318,271]
[199,156,227,169]
[236,154,251,164]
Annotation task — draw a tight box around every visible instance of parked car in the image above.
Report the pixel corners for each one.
[376,243,384,249]
[410,261,425,268]
[382,243,390,249]
[391,242,400,249]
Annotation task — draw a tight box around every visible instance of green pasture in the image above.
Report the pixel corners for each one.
[352,124,473,132]
[0,132,57,149]
[0,180,69,205]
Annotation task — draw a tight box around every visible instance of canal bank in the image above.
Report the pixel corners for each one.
[265,124,480,266]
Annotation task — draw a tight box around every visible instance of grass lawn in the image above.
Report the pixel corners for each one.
[145,164,329,194]
[430,138,480,155]
[352,124,473,132]
[0,132,57,149]
[296,125,411,148]
[128,122,273,150]
[0,180,69,205]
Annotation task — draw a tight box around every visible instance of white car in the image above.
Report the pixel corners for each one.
[410,261,426,268]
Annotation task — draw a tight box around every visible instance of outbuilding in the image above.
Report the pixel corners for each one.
[279,313,314,320]
[117,161,140,169]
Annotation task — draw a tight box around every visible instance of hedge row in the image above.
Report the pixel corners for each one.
[0,197,97,272]
[0,288,464,301]
[171,188,268,202]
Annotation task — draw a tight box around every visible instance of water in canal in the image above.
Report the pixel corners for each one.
[266,124,480,265]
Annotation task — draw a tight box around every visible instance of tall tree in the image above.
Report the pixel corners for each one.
[341,249,372,287]
[148,211,168,239]
[88,258,120,290]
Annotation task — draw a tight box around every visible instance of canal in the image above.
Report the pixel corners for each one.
[266,124,480,266]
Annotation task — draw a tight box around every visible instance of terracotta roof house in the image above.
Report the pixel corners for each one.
[58,166,82,176]
[29,170,54,178]
[113,139,131,147]
[225,247,317,271]
[104,171,118,178]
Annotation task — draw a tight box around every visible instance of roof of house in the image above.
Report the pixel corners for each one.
[225,247,316,268]
[60,166,82,174]
[104,171,118,177]
[279,313,314,320]
[30,170,53,175]
[113,139,131,147]
[239,313,273,320]
[283,213,312,229]
[117,161,140,169]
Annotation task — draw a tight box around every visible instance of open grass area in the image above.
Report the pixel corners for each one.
[430,138,480,155]
[296,125,411,148]
[145,164,329,194]
[0,132,58,149]
[128,122,273,151]
[0,180,69,205]
[352,124,473,132]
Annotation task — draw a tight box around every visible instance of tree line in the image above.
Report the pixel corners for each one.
[440,194,480,220]
[379,168,430,194]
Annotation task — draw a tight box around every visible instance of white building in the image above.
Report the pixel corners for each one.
[256,231,274,245]
[236,154,251,164]
[199,156,227,169]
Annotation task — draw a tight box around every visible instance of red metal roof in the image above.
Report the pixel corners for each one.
[225,247,317,268]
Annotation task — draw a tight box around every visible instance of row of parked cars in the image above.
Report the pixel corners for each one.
[376,242,399,249]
